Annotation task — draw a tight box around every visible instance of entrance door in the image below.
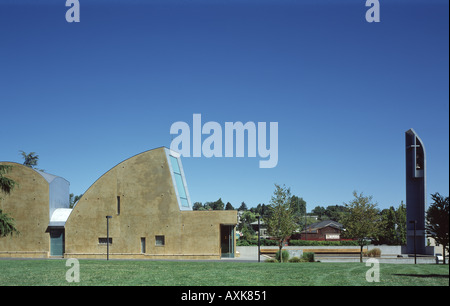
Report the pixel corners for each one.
[50,229,64,256]
[220,225,235,258]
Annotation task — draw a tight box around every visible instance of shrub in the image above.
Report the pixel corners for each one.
[289,240,359,246]
[302,252,315,262]
[264,258,278,263]
[275,250,290,262]
[288,256,302,263]
[236,238,279,246]
[366,248,381,257]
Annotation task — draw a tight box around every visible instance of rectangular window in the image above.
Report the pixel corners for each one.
[169,155,189,208]
[141,237,146,253]
[117,196,120,215]
[98,238,112,245]
[155,235,165,246]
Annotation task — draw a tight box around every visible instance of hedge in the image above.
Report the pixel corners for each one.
[237,239,360,246]
[288,240,360,246]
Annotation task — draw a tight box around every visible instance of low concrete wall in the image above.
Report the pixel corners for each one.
[237,245,435,258]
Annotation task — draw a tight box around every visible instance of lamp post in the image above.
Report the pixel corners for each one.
[257,215,261,263]
[106,216,112,260]
[409,220,417,264]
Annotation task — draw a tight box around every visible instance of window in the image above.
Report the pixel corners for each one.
[117,196,121,215]
[169,155,189,208]
[155,235,165,246]
[141,237,146,253]
[98,238,112,245]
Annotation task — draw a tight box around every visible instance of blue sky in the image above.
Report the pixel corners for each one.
[1,0,448,211]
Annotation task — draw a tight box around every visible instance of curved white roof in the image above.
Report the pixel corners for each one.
[49,208,72,227]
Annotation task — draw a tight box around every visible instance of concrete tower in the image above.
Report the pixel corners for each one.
[405,129,427,255]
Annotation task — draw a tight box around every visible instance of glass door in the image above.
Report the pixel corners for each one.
[220,225,235,258]
[50,229,64,256]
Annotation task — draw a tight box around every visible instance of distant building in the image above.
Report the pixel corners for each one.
[250,220,269,239]
[298,220,344,241]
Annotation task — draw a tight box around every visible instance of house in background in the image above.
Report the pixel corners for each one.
[298,220,344,241]
[1,147,237,259]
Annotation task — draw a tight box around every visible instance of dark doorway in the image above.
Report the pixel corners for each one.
[220,225,235,258]
[50,229,64,257]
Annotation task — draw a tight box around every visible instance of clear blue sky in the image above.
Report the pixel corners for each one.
[1,0,448,211]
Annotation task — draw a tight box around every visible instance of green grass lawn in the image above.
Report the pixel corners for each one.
[0,259,448,286]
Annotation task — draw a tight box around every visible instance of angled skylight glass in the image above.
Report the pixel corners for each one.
[165,149,192,210]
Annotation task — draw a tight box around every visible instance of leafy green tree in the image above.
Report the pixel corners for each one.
[265,184,297,262]
[19,151,39,168]
[238,211,257,240]
[426,192,449,264]
[325,205,348,223]
[378,202,407,245]
[69,193,83,208]
[312,206,326,220]
[251,203,270,219]
[225,202,234,210]
[379,207,398,244]
[0,209,20,237]
[238,202,248,211]
[0,165,16,195]
[290,195,306,221]
[0,165,19,237]
[210,198,224,210]
[342,191,383,262]
[192,202,203,210]
[396,201,407,245]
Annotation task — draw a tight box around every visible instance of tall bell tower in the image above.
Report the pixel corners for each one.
[405,128,427,254]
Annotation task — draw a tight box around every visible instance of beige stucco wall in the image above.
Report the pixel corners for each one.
[0,162,50,258]
[65,147,237,259]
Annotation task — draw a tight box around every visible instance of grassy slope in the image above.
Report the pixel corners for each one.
[0,260,448,286]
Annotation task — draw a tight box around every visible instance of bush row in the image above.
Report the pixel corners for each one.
[265,251,315,263]
[237,239,360,246]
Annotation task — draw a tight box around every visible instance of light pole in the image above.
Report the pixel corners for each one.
[257,215,261,263]
[106,216,112,260]
[409,220,417,264]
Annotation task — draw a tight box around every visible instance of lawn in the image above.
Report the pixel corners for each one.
[0,259,448,286]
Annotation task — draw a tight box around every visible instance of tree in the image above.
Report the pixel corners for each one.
[237,211,256,240]
[210,198,225,210]
[264,184,297,262]
[192,202,203,210]
[342,191,383,262]
[19,151,39,168]
[396,201,407,245]
[225,202,234,210]
[251,203,270,219]
[69,193,83,208]
[0,209,20,238]
[426,192,449,264]
[290,195,306,221]
[324,205,348,223]
[0,165,16,195]
[238,202,248,211]
[0,165,19,237]
[378,202,406,245]
[312,206,326,220]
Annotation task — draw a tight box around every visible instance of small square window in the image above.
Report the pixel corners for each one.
[99,238,112,245]
[155,235,165,246]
